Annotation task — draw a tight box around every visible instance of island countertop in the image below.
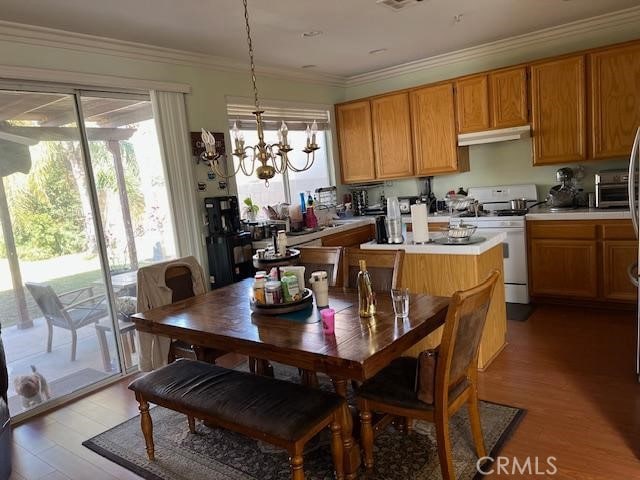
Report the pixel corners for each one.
[360,231,506,256]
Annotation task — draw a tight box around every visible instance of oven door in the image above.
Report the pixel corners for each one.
[476,224,529,303]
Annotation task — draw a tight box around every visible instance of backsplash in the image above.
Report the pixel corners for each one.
[356,139,629,204]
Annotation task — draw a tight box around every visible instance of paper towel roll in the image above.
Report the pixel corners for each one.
[410,203,429,243]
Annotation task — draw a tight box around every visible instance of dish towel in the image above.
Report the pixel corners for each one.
[136,256,207,372]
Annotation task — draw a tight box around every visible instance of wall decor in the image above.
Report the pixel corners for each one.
[191,131,226,161]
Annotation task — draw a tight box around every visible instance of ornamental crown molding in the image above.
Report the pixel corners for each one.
[345,5,640,87]
[0,20,346,88]
[0,5,639,91]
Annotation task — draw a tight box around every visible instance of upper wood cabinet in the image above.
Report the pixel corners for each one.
[335,101,376,184]
[455,75,490,133]
[530,55,587,165]
[589,43,640,159]
[371,93,414,179]
[455,67,528,133]
[411,83,469,175]
[489,67,529,129]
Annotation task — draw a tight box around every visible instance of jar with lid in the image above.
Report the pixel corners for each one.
[265,280,283,305]
[253,273,267,304]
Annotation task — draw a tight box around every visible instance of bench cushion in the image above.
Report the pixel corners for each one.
[129,359,343,442]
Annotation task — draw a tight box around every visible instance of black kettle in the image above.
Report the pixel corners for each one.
[375,216,388,244]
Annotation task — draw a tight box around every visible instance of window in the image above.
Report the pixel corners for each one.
[227,101,332,217]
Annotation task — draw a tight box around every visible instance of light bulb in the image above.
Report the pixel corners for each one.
[280,121,289,145]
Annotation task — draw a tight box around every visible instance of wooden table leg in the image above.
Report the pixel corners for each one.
[331,377,361,479]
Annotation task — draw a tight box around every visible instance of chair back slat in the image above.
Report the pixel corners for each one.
[298,246,342,287]
[436,270,500,391]
[342,248,404,293]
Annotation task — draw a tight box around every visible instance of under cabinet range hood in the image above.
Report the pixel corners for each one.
[457,125,531,146]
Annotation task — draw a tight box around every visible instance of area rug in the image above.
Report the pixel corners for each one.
[84,363,524,479]
[9,367,110,414]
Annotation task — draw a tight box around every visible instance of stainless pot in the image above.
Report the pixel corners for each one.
[509,198,528,210]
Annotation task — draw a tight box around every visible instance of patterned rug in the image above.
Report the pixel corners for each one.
[84,366,524,480]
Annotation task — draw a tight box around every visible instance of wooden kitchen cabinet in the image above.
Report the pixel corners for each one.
[528,219,636,304]
[530,55,587,165]
[602,241,637,301]
[455,67,528,133]
[529,238,598,298]
[410,83,469,175]
[321,224,374,247]
[335,101,375,183]
[589,43,640,159]
[371,92,414,179]
[489,66,529,129]
[455,75,490,133]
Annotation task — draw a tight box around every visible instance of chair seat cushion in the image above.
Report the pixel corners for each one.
[357,357,468,411]
[129,359,343,442]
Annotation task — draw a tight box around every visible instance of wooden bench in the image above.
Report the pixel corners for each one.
[129,359,347,480]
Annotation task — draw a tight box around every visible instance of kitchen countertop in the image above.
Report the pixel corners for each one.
[525,206,630,220]
[360,231,506,256]
[251,218,373,249]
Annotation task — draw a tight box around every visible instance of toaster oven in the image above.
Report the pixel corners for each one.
[595,170,637,208]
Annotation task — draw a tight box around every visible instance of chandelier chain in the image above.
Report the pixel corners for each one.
[242,0,260,112]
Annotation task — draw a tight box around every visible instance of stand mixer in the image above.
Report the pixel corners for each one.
[548,167,577,211]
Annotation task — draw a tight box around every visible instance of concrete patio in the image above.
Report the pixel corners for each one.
[3,315,137,409]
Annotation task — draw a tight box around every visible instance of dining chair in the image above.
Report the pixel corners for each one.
[298,246,343,287]
[26,282,108,361]
[165,265,226,364]
[342,248,405,292]
[355,270,500,480]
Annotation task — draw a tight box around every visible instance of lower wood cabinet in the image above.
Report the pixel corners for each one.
[602,240,637,301]
[529,238,598,298]
[528,219,636,304]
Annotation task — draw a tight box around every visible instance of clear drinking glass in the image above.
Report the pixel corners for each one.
[391,288,410,318]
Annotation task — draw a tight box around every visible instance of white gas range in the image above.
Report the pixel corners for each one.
[458,184,538,304]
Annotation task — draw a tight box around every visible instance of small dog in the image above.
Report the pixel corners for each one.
[14,365,51,409]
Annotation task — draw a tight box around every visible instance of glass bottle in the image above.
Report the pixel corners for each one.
[357,259,375,317]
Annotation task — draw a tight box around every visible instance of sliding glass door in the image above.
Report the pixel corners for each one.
[0,87,175,418]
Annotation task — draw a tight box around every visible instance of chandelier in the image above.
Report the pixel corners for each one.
[200,0,320,186]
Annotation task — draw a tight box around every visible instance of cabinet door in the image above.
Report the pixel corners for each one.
[490,67,528,128]
[529,239,597,298]
[371,93,414,179]
[410,83,466,175]
[590,44,640,159]
[530,55,586,165]
[602,240,637,302]
[335,101,375,183]
[455,75,490,133]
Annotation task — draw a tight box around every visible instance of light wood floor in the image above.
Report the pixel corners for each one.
[8,304,640,480]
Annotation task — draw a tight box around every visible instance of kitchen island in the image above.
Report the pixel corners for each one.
[361,232,507,369]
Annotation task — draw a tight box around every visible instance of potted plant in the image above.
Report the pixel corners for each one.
[243,197,259,222]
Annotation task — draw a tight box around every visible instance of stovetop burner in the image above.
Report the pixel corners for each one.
[494,209,528,216]
[458,210,490,218]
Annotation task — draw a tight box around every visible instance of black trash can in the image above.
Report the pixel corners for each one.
[0,324,11,480]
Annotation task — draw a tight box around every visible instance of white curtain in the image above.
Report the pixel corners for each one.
[150,91,206,273]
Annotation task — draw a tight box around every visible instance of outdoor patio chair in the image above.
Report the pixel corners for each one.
[25,282,108,361]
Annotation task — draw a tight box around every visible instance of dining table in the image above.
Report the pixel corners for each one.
[131,278,450,478]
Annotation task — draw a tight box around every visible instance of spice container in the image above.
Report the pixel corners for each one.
[265,280,283,305]
[253,273,266,304]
